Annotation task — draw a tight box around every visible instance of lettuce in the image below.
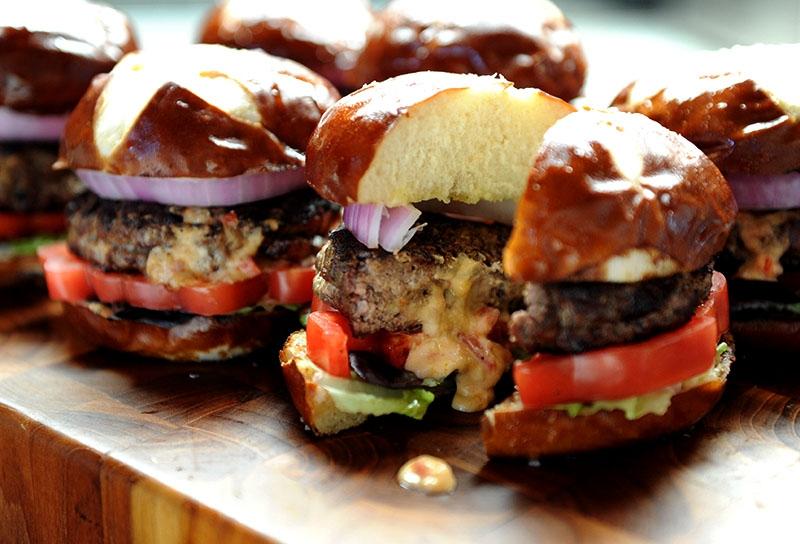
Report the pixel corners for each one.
[316,372,435,420]
[554,343,730,420]
[0,235,62,257]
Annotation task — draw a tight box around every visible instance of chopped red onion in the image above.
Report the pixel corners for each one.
[76,168,307,207]
[343,203,422,253]
[0,107,68,142]
[727,172,800,210]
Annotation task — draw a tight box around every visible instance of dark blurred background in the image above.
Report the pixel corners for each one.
[106,0,800,102]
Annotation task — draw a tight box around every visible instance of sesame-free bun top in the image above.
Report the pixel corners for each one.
[58,44,340,178]
[0,0,137,114]
[198,0,374,90]
[504,110,737,284]
[613,43,800,176]
[306,71,574,207]
[353,0,586,101]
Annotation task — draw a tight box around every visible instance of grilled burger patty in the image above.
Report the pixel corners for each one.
[510,266,713,354]
[67,189,339,286]
[314,215,523,336]
[0,143,84,212]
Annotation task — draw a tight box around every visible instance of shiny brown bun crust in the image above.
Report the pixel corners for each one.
[504,110,737,283]
[0,254,41,288]
[58,49,340,178]
[733,319,800,353]
[354,0,586,101]
[0,0,137,114]
[64,303,290,362]
[613,76,800,176]
[481,380,725,457]
[198,0,373,90]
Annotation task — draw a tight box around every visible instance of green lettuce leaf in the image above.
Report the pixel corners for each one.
[554,343,730,421]
[0,235,62,257]
[317,373,435,420]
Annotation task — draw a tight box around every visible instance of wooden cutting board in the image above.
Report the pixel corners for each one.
[0,295,798,544]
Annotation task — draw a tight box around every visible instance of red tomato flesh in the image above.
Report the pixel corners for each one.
[307,311,352,378]
[268,267,315,305]
[515,273,729,409]
[37,243,316,316]
[0,212,66,240]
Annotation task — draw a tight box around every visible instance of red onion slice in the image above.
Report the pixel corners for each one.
[379,205,423,253]
[727,172,800,210]
[0,107,68,142]
[76,168,307,207]
[343,203,423,253]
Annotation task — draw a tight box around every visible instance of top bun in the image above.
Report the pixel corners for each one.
[613,43,800,176]
[58,44,340,178]
[198,0,374,90]
[504,109,737,283]
[306,71,574,207]
[0,0,137,114]
[353,0,586,101]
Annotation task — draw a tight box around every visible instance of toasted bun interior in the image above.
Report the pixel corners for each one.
[307,72,574,206]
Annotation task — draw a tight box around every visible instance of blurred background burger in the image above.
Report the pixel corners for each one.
[0,0,136,288]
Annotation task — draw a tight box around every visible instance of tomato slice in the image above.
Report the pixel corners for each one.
[515,315,718,409]
[178,275,267,316]
[307,311,352,378]
[37,244,93,303]
[268,267,315,305]
[37,242,273,316]
[311,294,337,313]
[0,212,66,240]
[698,271,729,336]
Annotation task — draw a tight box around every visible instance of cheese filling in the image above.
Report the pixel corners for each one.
[734,210,800,281]
[402,255,513,412]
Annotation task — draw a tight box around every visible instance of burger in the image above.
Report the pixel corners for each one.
[353,0,587,101]
[40,44,340,361]
[198,0,374,93]
[0,0,136,288]
[279,71,574,435]
[481,109,738,457]
[612,44,800,352]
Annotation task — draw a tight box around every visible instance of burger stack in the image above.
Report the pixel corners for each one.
[39,44,340,361]
[0,0,136,288]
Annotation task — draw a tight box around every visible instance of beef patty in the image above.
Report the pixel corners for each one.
[67,189,338,287]
[314,215,523,336]
[0,143,83,212]
[510,266,713,354]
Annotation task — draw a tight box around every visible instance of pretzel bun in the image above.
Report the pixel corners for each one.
[481,379,725,457]
[612,44,800,176]
[504,109,737,283]
[57,44,340,177]
[198,0,374,91]
[63,302,292,362]
[353,0,586,101]
[280,330,369,435]
[0,0,137,114]
[306,71,574,206]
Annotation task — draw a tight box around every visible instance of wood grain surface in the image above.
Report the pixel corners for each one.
[0,295,798,544]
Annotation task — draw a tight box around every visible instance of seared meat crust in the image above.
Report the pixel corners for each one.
[0,143,83,212]
[314,215,523,336]
[510,266,713,354]
[67,189,338,278]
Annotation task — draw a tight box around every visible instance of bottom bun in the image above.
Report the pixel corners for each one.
[64,302,292,362]
[280,331,369,435]
[0,254,42,288]
[481,343,734,458]
[732,318,800,353]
